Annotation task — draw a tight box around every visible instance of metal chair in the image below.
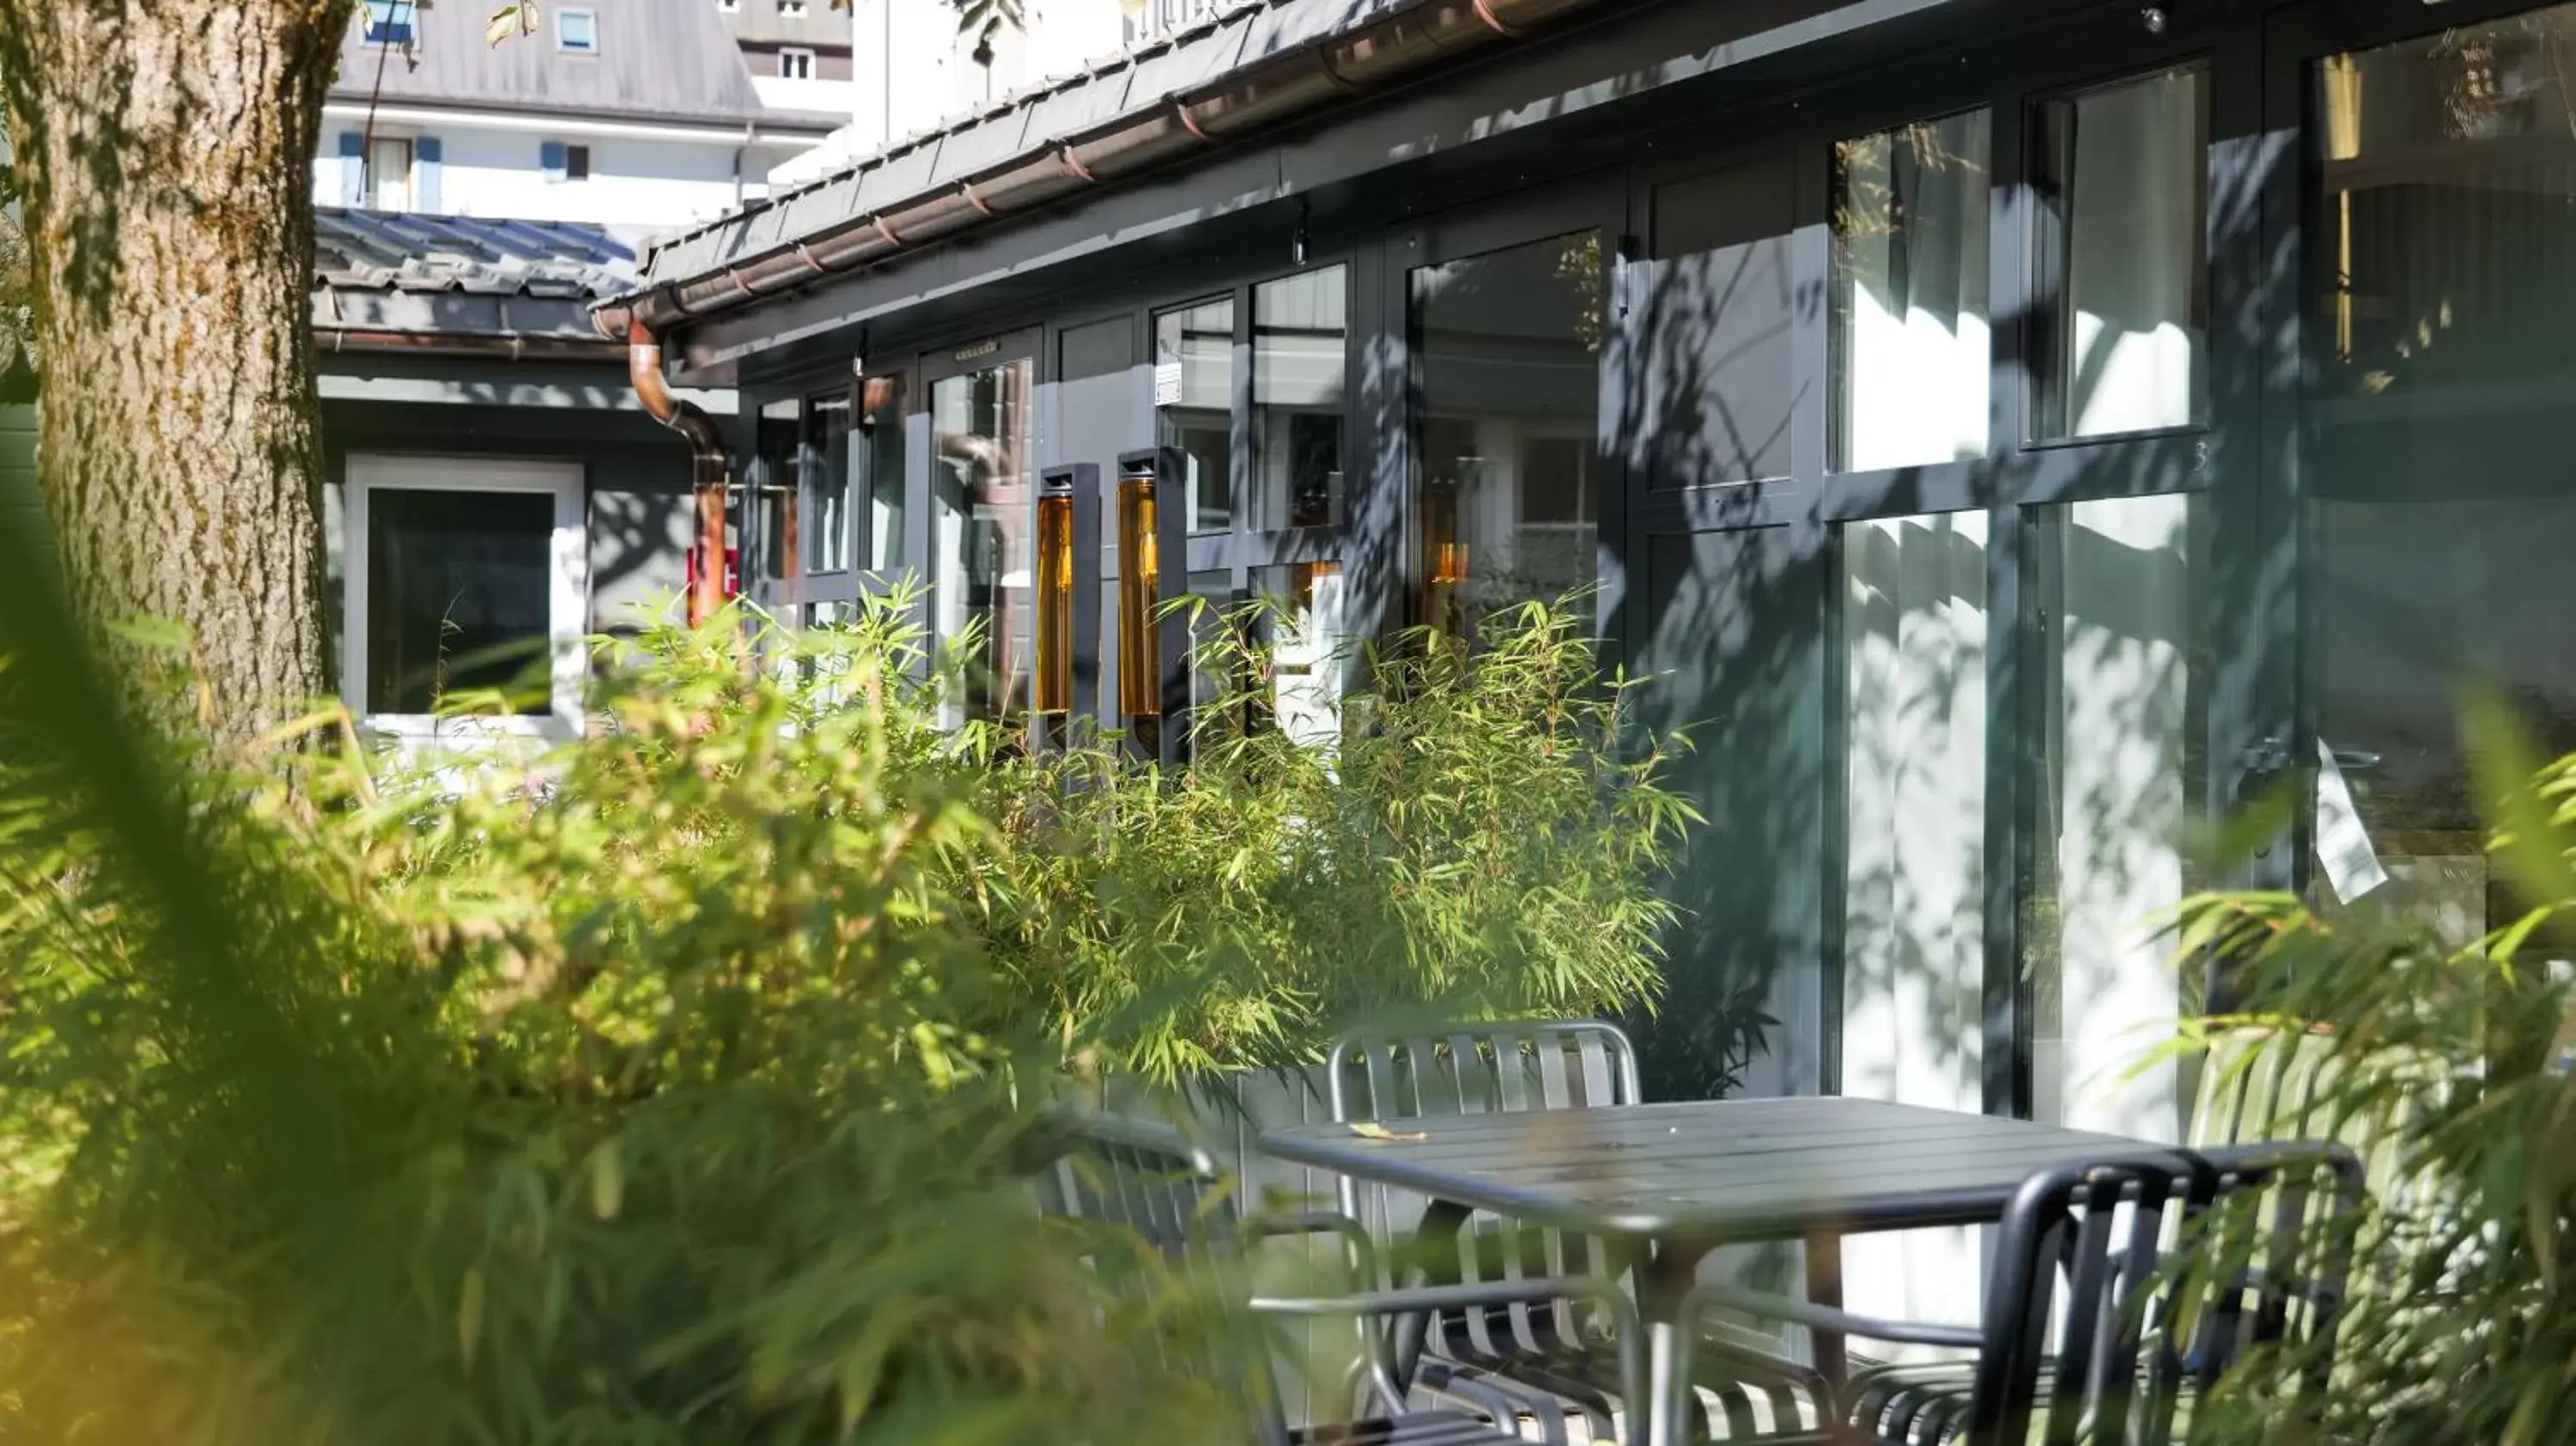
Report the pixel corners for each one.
[1688,1142,2366,1445]
[1839,1024,2425,1440]
[1031,1106,1643,1446]
[1326,1021,1829,1440]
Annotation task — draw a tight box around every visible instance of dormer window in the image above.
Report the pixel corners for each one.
[555,6,598,52]
[779,0,808,16]
[361,0,415,45]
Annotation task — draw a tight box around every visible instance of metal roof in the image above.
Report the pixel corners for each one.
[328,0,838,133]
[629,0,1399,293]
[313,208,637,347]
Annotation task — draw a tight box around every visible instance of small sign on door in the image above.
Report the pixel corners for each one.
[1153,362,1184,408]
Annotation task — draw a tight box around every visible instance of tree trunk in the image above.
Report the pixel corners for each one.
[0,0,348,742]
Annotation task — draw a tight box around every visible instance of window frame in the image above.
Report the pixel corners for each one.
[366,135,414,211]
[341,453,589,743]
[778,46,817,80]
[554,5,599,54]
[777,0,809,15]
[361,0,416,46]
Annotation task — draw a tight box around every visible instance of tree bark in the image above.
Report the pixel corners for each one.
[0,0,349,742]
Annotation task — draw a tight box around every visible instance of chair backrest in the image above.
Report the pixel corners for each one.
[1965,1143,2363,1445]
[1029,1110,1291,1446]
[1325,1020,1642,1358]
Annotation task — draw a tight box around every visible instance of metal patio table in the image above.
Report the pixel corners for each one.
[1258,1095,2154,1446]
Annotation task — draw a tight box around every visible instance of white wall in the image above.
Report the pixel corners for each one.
[772,0,1136,190]
[313,114,816,230]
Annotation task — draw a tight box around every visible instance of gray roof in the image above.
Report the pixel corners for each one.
[329,0,839,132]
[314,208,635,346]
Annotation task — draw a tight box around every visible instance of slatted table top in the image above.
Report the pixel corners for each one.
[1259,1096,2156,1241]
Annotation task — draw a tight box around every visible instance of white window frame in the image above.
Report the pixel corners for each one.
[777,0,807,15]
[778,46,816,79]
[717,0,739,9]
[343,454,587,742]
[555,5,599,52]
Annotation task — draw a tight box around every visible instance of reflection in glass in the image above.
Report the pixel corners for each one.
[863,374,908,572]
[367,489,553,716]
[932,358,1034,725]
[1838,507,1987,1333]
[2035,68,2208,439]
[804,391,854,573]
[1831,111,1991,472]
[755,397,800,581]
[1156,297,1235,535]
[2026,494,2206,1143]
[1413,230,1603,634]
[2307,8,2576,959]
[1259,561,1344,750]
[1254,266,1345,530]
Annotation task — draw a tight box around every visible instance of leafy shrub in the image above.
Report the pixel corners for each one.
[959,593,1696,1083]
[2172,703,2576,1445]
[0,589,1686,1440]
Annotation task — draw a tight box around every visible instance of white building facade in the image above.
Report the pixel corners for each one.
[315,0,840,232]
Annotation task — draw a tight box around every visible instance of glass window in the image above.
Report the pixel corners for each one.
[1252,267,1346,530]
[362,0,415,45]
[555,6,598,52]
[368,137,411,211]
[1644,156,1799,487]
[861,374,908,572]
[932,357,1034,725]
[1413,230,1604,635]
[2033,67,2208,440]
[754,398,799,582]
[1257,561,1345,750]
[780,47,816,79]
[1155,298,1234,535]
[2026,493,2207,1142]
[1831,111,1992,472]
[365,489,555,716]
[1838,507,1989,1334]
[804,392,853,574]
[2303,5,2576,961]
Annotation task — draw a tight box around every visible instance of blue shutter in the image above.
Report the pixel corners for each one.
[336,131,365,206]
[539,140,567,183]
[414,136,442,213]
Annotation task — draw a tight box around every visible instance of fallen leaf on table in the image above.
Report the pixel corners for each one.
[1349,1122,1428,1143]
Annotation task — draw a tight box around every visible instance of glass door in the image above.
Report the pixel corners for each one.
[2277,0,2576,952]
[926,336,1039,728]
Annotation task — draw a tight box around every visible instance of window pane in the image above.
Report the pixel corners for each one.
[366,489,553,715]
[1413,230,1603,634]
[1253,266,1345,529]
[1257,560,1344,750]
[2034,67,2208,440]
[1831,112,1991,472]
[863,374,907,572]
[1838,507,1988,1333]
[932,358,1033,724]
[2305,7,2576,963]
[1155,298,1234,535]
[755,397,799,582]
[2026,493,2207,1142]
[369,137,410,210]
[804,392,853,574]
[1644,156,1798,486]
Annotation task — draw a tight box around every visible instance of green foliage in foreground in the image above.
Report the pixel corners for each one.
[0,590,1686,1441]
[2173,701,2576,1446]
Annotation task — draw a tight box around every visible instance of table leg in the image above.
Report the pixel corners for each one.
[1385,1197,1471,1402]
[1804,1228,1848,1395]
[1637,1237,1716,1446]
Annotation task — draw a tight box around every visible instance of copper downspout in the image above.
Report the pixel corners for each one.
[621,315,732,626]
